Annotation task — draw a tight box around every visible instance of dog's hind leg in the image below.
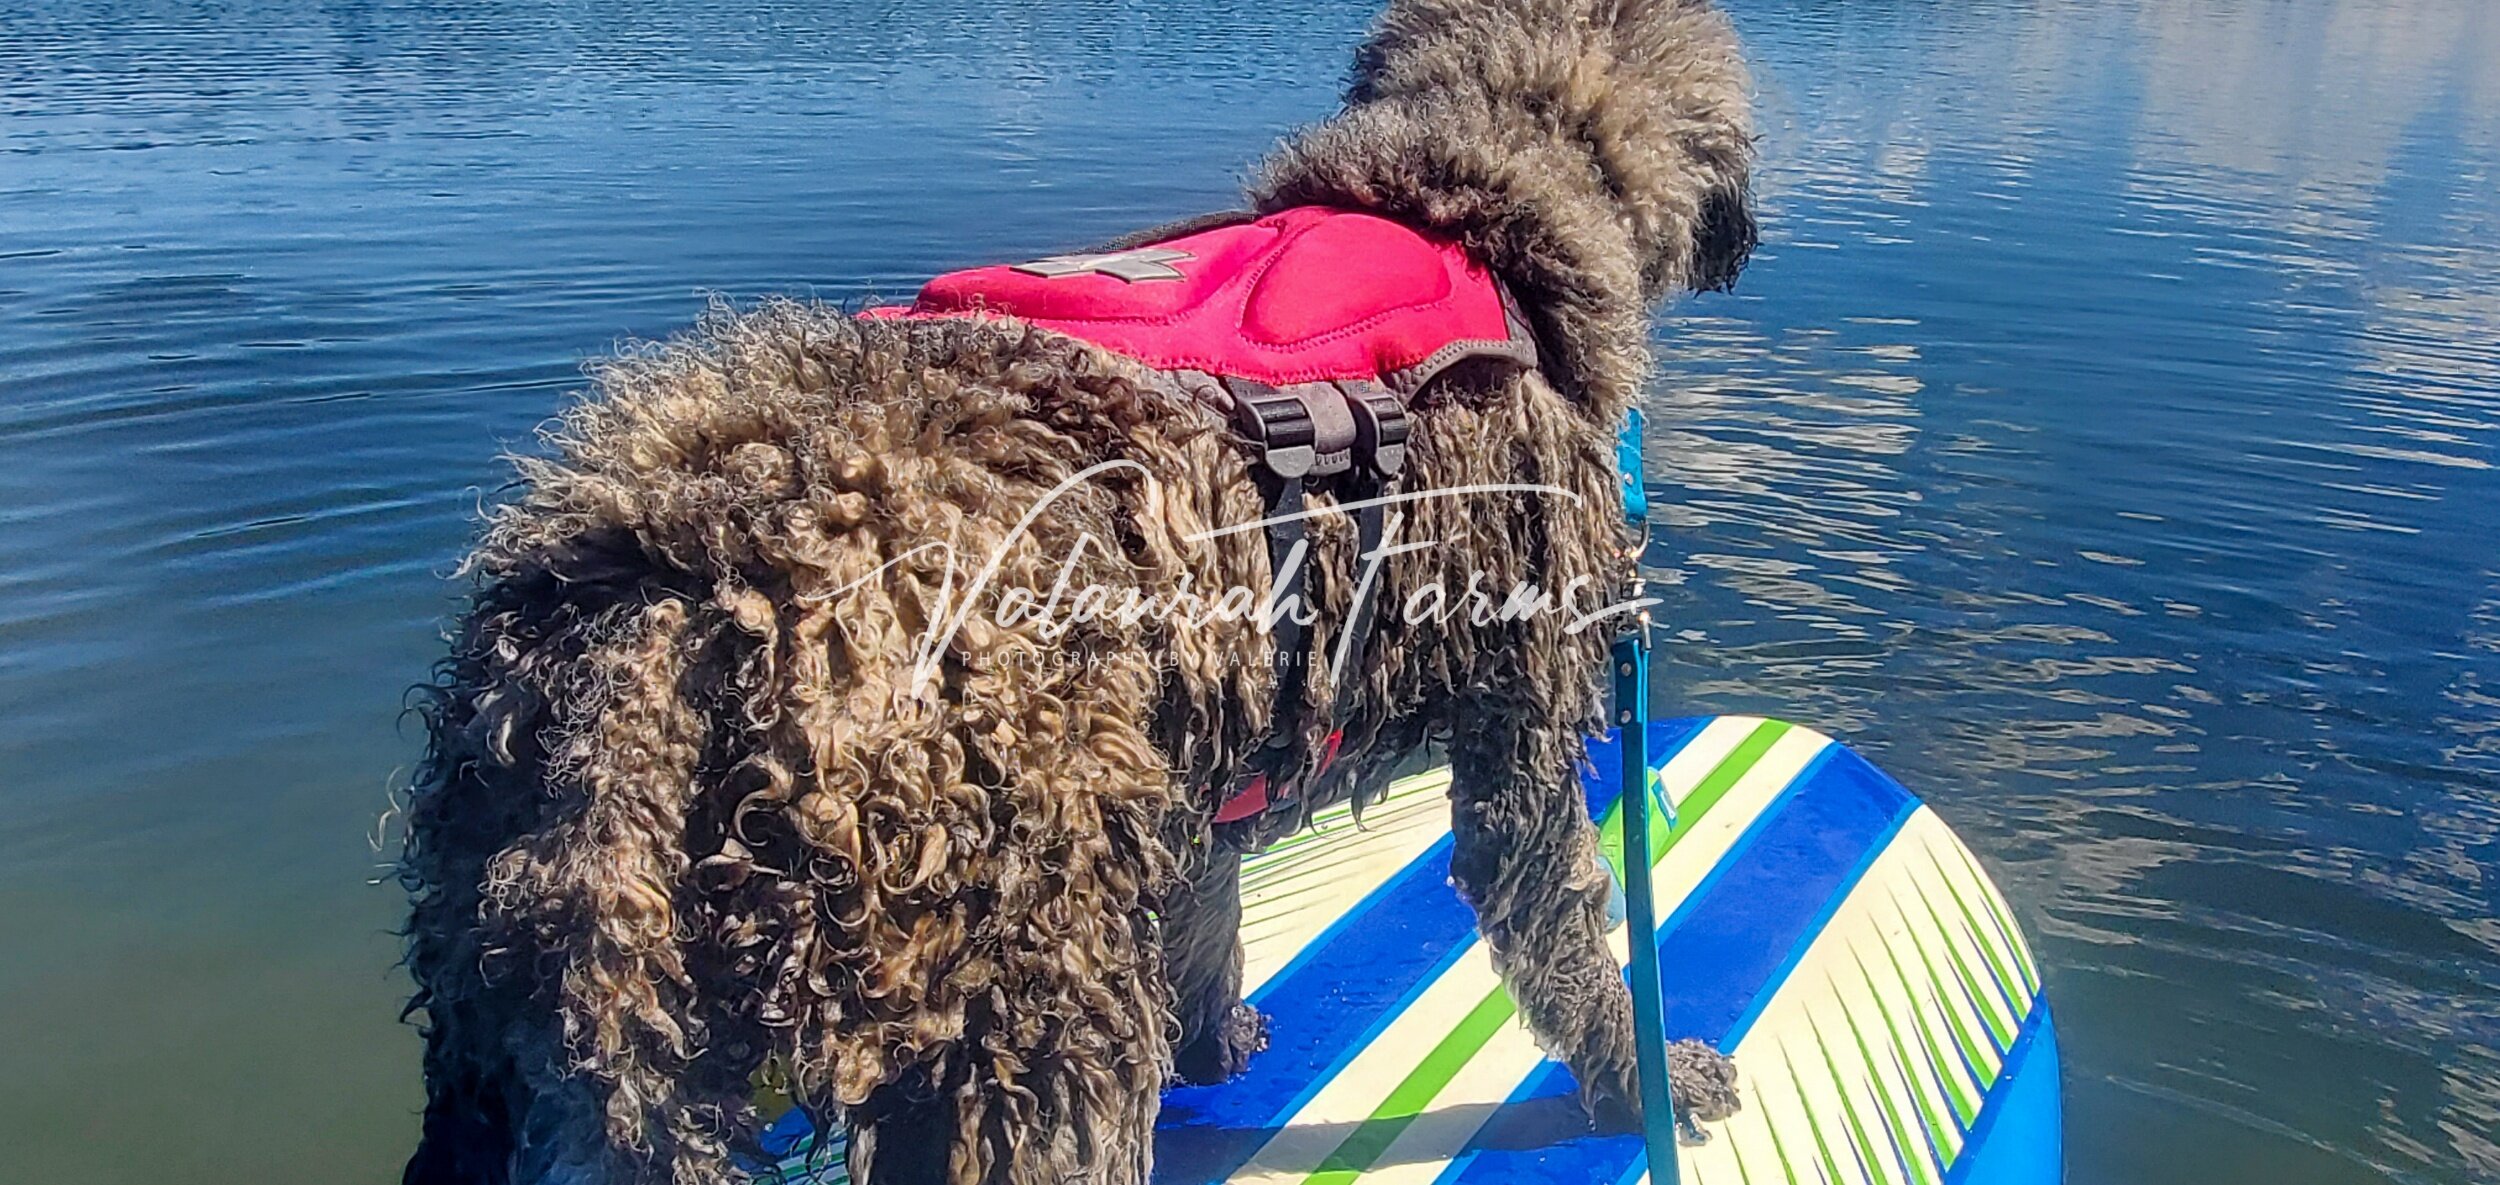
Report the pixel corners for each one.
[1163,844,1266,1085]
[813,690,1178,1184]
[842,895,1172,1185]
[402,1016,515,1185]
[843,1072,953,1185]
[1445,702,1643,1130]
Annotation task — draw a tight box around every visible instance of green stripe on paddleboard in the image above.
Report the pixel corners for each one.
[1907,882,2018,1052]
[1760,1099,1807,1185]
[1888,1041,1953,1175]
[1829,993,1933,1185]
[1780,1042,1854,1185]
[1871,927,1979,1127]
[1944,838,2040,998]
[1297,721,1795,1182]
[1807,1015,1891,1185]
[1921,846,2030,1023]
[1887,891,2000,1092]
[1302,987,1520,1184]
[1847,946,1961,1162]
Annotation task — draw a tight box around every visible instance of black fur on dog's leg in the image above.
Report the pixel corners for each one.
[1176,1002,1270,1087]
[848,1074,953,1185]
[402,1055,514,1185]
[1446,699,1643,1128]
[1161,844,1265,1085]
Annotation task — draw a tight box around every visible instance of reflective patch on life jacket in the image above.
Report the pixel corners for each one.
[1008,246,1194,283]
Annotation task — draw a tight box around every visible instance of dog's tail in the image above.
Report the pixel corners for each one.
[1252,0,1755,419]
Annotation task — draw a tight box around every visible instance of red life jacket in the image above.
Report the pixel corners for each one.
[864,206,1529,390]
[867,207,1538,824]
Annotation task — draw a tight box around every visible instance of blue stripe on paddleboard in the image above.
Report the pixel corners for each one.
[1153,721,1708,1184]
[1944,1001,2060,1185]
[1436,742,1918,1185]
[1716,757,1922,1048]
[759,1107,816,1159]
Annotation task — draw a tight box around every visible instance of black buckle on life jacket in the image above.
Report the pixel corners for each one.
[1346,383,1408,478]
[1230,382,1319,479]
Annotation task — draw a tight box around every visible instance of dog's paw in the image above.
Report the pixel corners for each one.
[1666,1038,1743,1124]
[1577,1039,1743,1137]
[1584,1084,1643,1136]
[1576,1047,1645,1135]
[1173,1002,1269,1085]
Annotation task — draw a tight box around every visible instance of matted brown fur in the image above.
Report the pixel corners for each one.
[398,1,1754,1182]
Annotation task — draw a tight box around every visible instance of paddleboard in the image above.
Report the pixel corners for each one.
[762,716,2061,1185]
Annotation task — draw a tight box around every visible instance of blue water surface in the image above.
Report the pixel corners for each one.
[1,1,2495,1182]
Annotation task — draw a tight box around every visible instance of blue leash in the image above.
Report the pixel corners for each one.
[1612,408,1682,1184]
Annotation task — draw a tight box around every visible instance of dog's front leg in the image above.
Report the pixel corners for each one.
[1446,705,1641,1129]
[1162,842,1268,1084]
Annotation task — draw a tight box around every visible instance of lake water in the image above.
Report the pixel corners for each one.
[3,0,2496,1180]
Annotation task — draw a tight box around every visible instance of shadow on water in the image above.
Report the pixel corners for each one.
[0,0,2493,1181]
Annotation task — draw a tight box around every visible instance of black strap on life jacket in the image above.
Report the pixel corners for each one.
[1209,287,1537,822]
[1332,382,1409,730]
[1223,375,1410,800]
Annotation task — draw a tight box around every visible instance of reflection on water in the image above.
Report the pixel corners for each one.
[0,0,2494,1181]
[1645,2,2500,1180]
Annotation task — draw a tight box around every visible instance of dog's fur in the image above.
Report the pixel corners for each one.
[398,1,1754,1182]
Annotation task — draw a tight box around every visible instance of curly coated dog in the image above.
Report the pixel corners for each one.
[397,0,1756,1181]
